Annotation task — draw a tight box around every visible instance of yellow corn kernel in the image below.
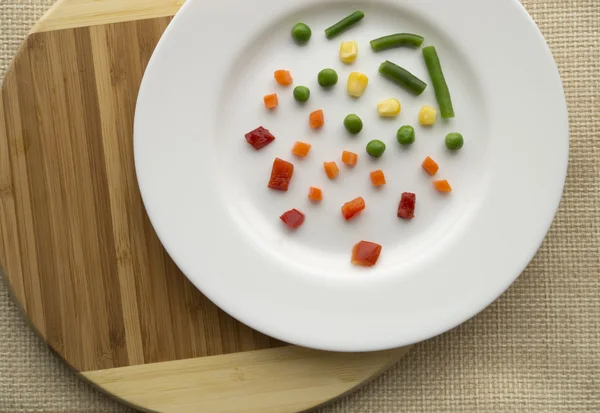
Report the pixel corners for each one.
[347,72,369,98]
[419,105,437,125]
[339,40,358,64]
[377,98,401,117]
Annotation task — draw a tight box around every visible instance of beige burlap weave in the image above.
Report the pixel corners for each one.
[1,0,598,412]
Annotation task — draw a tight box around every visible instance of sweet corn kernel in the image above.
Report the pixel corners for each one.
[347,72,369,97]
[339,40,358,64]
[377,98,401,117]
[419,106,437,125]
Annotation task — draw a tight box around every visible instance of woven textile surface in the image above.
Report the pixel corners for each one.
[0,0,598,412]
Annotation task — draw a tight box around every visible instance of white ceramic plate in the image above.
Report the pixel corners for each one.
[134,0,568,351]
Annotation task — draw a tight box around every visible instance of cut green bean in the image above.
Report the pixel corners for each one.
[324,11,364,39]
[378,60,427,95]
[422,46,455,119]
[370,33,424,51]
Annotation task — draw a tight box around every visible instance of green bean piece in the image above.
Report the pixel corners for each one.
[291,22,312,43]
[318,68,338,87]
[324,11,365,39]
[293,86,310,102]
[366,140,386,158]
[445,132,464,150]
[422,46,455,119]
[370,33,424,52]
[396,125,415,145]
[378,60,427,96]
[344,114,363,134]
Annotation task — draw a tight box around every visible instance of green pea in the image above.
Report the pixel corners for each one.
[293,86,310,102]
[366,139,386,158]
[318,68,338,87]
[291,23,312,43]
[343,114,363,134]
[396,125,415,145]
[445,132,464,150]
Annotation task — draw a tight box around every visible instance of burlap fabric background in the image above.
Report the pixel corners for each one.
[0,0,598,412]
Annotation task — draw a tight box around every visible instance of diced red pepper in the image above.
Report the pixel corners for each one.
[398,192,416,219]
[341,197,365,221]
[280,208,305,229]
[268,158,294,191]
[351,241,382,267]
[245,126,275,150]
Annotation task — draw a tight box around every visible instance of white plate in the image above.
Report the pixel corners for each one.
[134,0,568,351]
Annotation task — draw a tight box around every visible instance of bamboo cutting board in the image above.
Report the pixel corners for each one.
[0,0,410,412]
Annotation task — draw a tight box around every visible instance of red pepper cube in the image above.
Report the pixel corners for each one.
[280,208,305,229]
[245,126,275,150]
[398,192,416,219]
[268,158,294,191]
[341,197,366,221]
[352,241,383,267]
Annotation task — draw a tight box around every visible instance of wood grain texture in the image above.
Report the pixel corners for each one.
[0,2,410,411]
[82,346,410,413]
[33,0,186,33]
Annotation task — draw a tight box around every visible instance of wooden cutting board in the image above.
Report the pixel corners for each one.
[0,0,410,412]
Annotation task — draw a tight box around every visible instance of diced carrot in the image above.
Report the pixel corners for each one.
[352,241,382,267]
[324,161,339,179]
[291,141,312,157]
[309,109,324,129]
[341,197,365,221]
[433,179,452,193]
[263,93,278,109]
[370,170,386,187]
[274,70,293,86]
[422,156,439,176]
[267,158,294,191]
[308,187,323,202]
[341,150,358,166]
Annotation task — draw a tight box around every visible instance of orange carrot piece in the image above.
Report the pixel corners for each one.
[292,141,312,157]
[422,156,439,176]
[309,109,325,129]
[341,150,358,166]
[433,179,452,193]
[308,187,323,202]
[341,197,366,221]
[274,70,293,86]
[370,170,386,187]
[324,161,339,179]
[263,93,278,109]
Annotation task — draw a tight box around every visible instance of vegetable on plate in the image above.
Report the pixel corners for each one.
[325,11,365,39]
[263,93,278,109]
[341,197,365,221]
[291,141,312,157]
[445,132,464,150]
[370,33,424,51]
[433,179,452,193]
[280,209,305,229]
[343,113,363,134]
[366,139,386,158]
[351,241,382,267]
[309,109,325,129]
[396,125,415,145]
[291,22,312,43]
[339,40,358,64]
[274,70,293,86]
[324,161,340,179]
[421,156,439,176]
[377,98,401,117]
[293,86,310,102]
[370,170,386,187]
[318,68,338,87]
[245,126,275,150]
[378,60,427,95]
[422,45,455,119]
[308,187,323,202]
[341,150,358,166]
[268,158,294,191]
[347,72,368,97]
[418,105,437,125]
[398,192,416,219]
